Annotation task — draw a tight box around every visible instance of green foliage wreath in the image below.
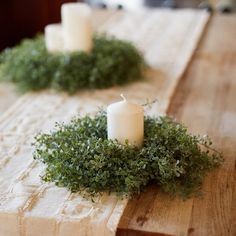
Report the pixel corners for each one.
[33,111,223,198]
[0,35,144,93]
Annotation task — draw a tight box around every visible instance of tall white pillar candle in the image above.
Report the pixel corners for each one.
[107,95,144,147]
[61,3,92,52]
[44,24,64,53]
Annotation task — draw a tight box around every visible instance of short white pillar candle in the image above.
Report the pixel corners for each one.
[44,24,63,53]
[107,95,144,147]
[61,3,92,52]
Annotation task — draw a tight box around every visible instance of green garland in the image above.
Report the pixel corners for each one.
[0,35,144,93]
[33,111,223,199]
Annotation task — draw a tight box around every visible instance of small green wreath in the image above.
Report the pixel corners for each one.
[33,111,223,199]
[0,35,144,93]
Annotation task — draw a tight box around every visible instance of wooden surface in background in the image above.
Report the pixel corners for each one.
[118,14,236,236]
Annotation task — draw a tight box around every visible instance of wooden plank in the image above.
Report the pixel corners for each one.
[0,10,209,236]
[118,14,236,236]
[176,15,236,236]
[0,83,18,116]
[118,186,193,236]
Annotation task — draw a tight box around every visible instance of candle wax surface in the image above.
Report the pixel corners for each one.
[45,24,63,52]
[61,3,93,52]
[107,100,144,147]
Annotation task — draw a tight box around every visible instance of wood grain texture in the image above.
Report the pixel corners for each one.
[118,186,193,236]
[177,15,236,236]
[0,83,18,117]
[118,14,236,236]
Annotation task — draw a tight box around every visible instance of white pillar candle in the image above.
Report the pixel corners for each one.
[107,95,144,147]
[61,3,92,52]
[44,24,63,53]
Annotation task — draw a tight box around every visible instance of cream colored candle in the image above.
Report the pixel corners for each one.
[44,24,63,53]
[107,95,144,147]
[61,3,92,52]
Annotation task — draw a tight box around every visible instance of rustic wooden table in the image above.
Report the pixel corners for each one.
[118,14,236,236]
[0,10,235,236]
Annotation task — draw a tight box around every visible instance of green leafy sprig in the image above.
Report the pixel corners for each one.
[0,35,144,93]
[33,111,223,198]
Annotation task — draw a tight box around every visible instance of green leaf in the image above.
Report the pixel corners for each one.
[0,35,145,93]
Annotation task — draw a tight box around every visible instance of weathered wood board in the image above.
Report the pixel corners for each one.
[0,83,19,116]
[0,9,209,236]
[118,14,236,236]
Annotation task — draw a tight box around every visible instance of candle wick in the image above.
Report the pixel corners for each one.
[120,94,126,102]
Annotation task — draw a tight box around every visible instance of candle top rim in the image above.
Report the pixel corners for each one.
[107,100,143,114]
[45,24,62,31]
[61,3,91,14]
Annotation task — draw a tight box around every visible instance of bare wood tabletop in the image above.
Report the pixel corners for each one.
[0,10,235,236]
[117,14,236,236]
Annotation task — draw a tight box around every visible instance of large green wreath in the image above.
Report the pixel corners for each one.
[33,111,223,198]
[0,35,144,93]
